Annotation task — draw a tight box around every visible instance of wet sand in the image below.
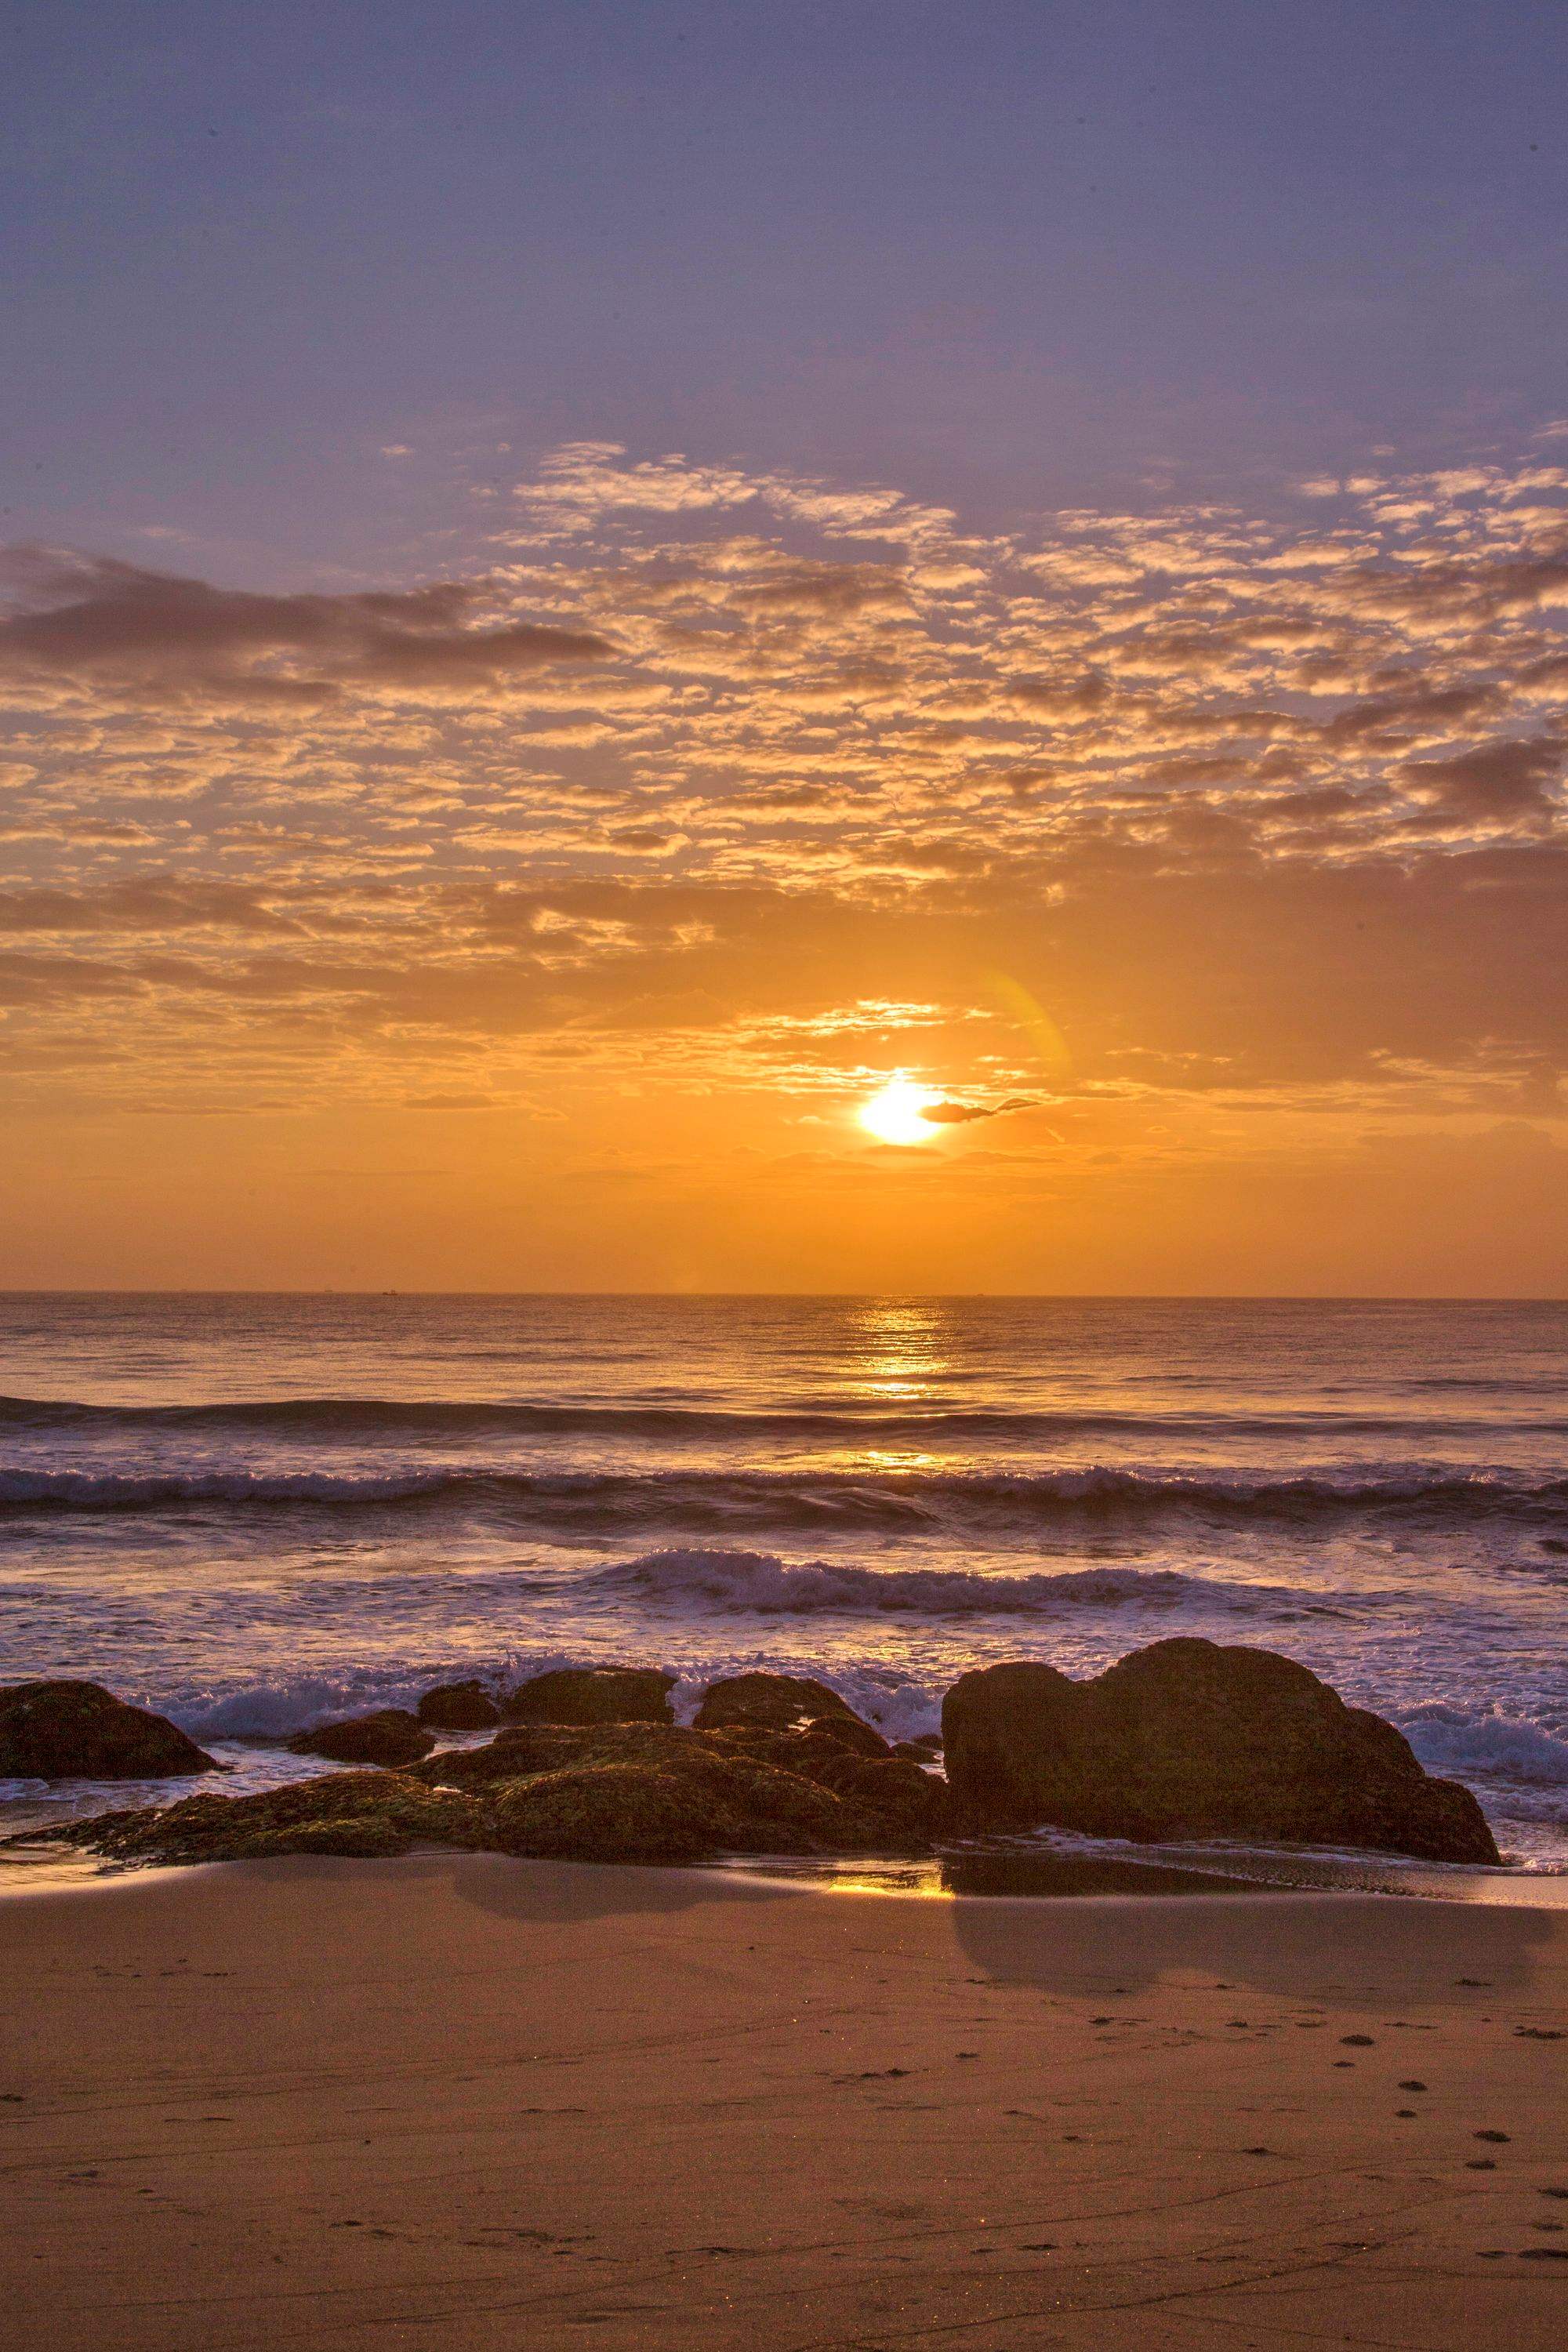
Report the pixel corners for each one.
[2,1856,1566,2349]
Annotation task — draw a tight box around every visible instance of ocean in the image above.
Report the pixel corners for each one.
[2,1292,1566,1875]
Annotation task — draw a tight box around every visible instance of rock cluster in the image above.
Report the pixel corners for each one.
[22,1715,951,1867]
[5,1643,1502,1870]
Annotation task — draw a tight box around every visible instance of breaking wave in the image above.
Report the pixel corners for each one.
[2,1460,1565,1528]
[590,1545,1355,1617]
[1398,1704,1568,1791]
[4,1392,1566,1444]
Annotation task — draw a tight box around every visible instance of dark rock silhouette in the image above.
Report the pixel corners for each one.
[287,1709,434,1767]
[0,1680,216,1780]
[503,1666,676,1726]
[416,1680,500,1730]
[942,1638,1499,1864]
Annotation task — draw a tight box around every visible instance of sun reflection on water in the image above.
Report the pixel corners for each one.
[844,1298,952,1403]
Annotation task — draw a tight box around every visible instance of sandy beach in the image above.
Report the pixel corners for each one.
[2,1860,1566,2350]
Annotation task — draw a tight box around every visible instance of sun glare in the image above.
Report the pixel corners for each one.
[858,1075,936,1146]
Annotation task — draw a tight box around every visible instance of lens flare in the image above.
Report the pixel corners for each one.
[858,1075,936,1145]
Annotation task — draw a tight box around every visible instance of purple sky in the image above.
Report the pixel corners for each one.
[5,2,1565,575]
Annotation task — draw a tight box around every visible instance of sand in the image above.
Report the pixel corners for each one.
[2,1857,1566,2350]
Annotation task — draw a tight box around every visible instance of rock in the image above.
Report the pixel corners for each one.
[286,1709,434,1767]
[415,1680,499,1730]
[488,1741,868,1862]
[695,1723,953,1841]
[406,1722,599,1789]
[0,1680,216,1780]
[489,1764,733,1863]
[419,1720,946,1850]
[800,1712,893,1758]
[692,1671,874,1737]
[941,1639,1500,1866]
[893,1736,942,1761]
[21,1772,488,1865]
[502,1667,676,1726]
[24,1709,956,1873]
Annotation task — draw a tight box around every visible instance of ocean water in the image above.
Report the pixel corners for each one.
[2,1292,1566,1874]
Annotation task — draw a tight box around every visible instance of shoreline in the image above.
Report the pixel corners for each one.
[9,1838,1568,1909]
[5,1853,1567,2347]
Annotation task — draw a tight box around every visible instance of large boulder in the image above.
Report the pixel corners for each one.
[503,1667,676,1726]
[0,1681,216,1780]
[941,1639,1500,1866]
[693,1671,872,1737]
[416,1680,500,1730]
[287,1709,434,1767]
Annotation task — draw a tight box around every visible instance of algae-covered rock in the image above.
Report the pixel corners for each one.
[287,1709,434,1767]
[486,1744,863,1862]
[503,1666,677,1726]
[693,1671,868,1736]
[24,1770,489,1865]
[489,1764,741,1862]
[410,1718,952,1846]
[0,1681,216,1780]
[706,1722,952,1838]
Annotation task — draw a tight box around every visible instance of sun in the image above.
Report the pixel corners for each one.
[858,1074,936,1146]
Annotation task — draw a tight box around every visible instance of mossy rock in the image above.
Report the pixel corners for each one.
[489,1764,739,1862]
[502,1667,676,1726]
[693,1671,867,1735]
[31,1770,488,1865]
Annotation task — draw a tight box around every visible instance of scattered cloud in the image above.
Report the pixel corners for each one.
[2,442,1566,1152]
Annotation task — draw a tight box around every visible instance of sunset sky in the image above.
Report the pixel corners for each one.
[4,1,1568,1292]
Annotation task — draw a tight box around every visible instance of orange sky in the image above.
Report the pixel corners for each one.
[5,443,1568,1293]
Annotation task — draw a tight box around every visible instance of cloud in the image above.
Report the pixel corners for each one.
[920,1094,1036,1124]
[0,547,614,704]
[1402,735,1564,829]
[2,440,1567,1137]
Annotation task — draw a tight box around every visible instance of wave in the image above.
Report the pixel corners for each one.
[593,1546,1354,1618]
[1398,1704,1568,1791]
[3,1391,1566,1443]
[56,1615,1568,1794]
[2,1460,1566,1525]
